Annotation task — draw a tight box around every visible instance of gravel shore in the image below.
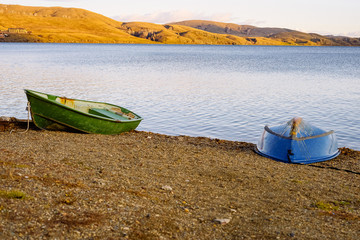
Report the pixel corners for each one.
[0,128,359,239]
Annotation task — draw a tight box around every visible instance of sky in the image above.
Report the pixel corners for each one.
[1,0,360,37]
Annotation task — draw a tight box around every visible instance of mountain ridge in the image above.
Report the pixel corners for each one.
[1,4,359,46]
[171,20,294,37]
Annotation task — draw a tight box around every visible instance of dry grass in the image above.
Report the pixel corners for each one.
[172,20,360,46]
[0,4,152,44]
[0,190,27,199]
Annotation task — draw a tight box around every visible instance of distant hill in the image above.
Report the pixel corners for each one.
[119,22,286,45]
[1,4,359,46]
[172,20,294,37]
[173,20,360,46]
[0,4,152,44]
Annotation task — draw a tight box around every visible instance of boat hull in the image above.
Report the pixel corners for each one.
[25,89,142,135]
[255,119,340,164]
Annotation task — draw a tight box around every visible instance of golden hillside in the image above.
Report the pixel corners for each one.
[1,4,359,46]
[0,4,285,45]
[174,20,360,46]
[172,20,293,37]
[120,22,287,45]
[0,4,294,45]
[0,4,152,44]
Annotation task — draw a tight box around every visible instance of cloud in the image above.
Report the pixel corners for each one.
[236,19,267,27]
[42,0,79,2]
[346,31,360,37]
[113,10,238,24]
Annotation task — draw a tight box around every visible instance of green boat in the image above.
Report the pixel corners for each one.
[24,89,143,134]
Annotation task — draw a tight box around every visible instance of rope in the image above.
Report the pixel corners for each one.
[10,101,31,134]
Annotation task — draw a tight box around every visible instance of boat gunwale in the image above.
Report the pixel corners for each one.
[254,145,340,164]
[24,89,143,123]
[264,125,334,141]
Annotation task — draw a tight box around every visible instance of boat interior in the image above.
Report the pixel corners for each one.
[36,92,137,121]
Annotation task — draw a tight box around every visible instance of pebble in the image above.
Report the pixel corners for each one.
[161,185,173,191]
[213,218,231,225]
[0,116,11,121]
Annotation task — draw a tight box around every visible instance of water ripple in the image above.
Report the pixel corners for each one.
[1,43,359,150]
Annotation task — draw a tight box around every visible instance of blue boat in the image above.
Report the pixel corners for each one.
[255,117,340,164]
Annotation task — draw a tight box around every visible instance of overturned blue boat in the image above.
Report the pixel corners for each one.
[255,117,340,164]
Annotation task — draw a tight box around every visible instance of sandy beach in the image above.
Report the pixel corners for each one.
[0,126,359,239]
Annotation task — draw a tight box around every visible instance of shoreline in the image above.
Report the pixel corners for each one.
[1,124,359,239]
[2,41,360,47]
[0,116,358,151]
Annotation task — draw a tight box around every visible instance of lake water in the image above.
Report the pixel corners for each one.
[1,43,359,150]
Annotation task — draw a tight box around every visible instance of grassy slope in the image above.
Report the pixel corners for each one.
[121,22,287,45]
[172,20,293,37]
[0,4,285,45]
[174,20,360,46]
[1,4,359,46]
[0,4,152,44]
[270,31,360,46]
[0,4,293,45]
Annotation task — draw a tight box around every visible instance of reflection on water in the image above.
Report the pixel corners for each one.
[1,43,359,150]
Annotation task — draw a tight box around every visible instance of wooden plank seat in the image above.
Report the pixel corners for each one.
[89,108,130,120]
